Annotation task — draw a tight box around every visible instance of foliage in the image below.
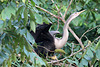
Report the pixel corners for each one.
[0,0,100,67]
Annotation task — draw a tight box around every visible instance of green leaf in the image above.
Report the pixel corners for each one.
[22,0,26,3]
[76,53,82,58]
[96,49,100,60]
[1,7,9,20]
[97,28,100,34]
[96,14,100,21]
[89,22,96,28]
[55,49,66,54]
[22,64,32,67]
[72,17,80,26]
[86,49,93,58]
[0,0,4,2]
[8,19,12,28]
[3,48,11,54]
[67,59,78,65]
[41,0,46,4]
[19,37,24,49]
[30,20,36,32]
[0,20,4,29]
[31,0,35,7]
[25,42,32,52]
[16,46,21,54]
[84,54,91,60]
[43,17,50,24]
[81,48,87,58]
[0,52,8,59]
[1,5,16,20]
[95,41,100,50]
[24,46,29,57]
[0,56,4,64]
[29,52,46,66]
[81,58,88,66]
[27,31,35,44]
[7,4,16,16]
[2,60,6,67]
[6,44,13,51]
[99,60,100,67]
[84,0,91,4]
[91,11,96,20]
[11,53,16,62]
[21,52,25,63]
[20,29,27,35]
[29,9,35,20]
[24,7,28,26]
[78,63,84,67]
[7,58,11,67]
[16,6,24,16]
[91,54,97,65]
[35,13,43,24]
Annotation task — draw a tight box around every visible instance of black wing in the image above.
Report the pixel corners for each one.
[27,23,55,58]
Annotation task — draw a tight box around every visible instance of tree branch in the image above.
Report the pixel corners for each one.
[51,0,63,17]
[35,5,64,22]
[68,27,84,49]
[51,0,63,16]
[63,0,73,19]
[80,25,100,39]
[93,36,100,42]
[35,5,58,18]
[48,42,90,64]
[57,13,60,31]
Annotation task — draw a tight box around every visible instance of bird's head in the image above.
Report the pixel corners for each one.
[49,31,60,37]
[69,10,85,20]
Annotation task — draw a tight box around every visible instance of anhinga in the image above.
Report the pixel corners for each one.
[27,10,85,58]
[54,10,85,49]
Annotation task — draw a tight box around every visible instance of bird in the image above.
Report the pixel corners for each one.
[54,10,85,49]
[27,10,85,58]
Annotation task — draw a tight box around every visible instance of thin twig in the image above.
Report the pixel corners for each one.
[51,0,63,17]
[63,0,73,19]
[56,5,61,30]
[48,43,90,64]
[80,25,100,39]
[35,45,55,52]
[71,43,74,54]
[93,36,100,42]
[57,14,60,31]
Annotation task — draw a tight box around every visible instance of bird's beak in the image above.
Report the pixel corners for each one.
[78,10,85,14]
[49,31,60,35]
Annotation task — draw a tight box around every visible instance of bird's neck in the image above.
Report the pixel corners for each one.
[55,17,73,49]
[65,17,73,28]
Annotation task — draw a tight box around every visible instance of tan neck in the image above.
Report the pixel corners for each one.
[54,17,72,49]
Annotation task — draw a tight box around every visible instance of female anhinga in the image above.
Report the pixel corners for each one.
[27,10,85,58]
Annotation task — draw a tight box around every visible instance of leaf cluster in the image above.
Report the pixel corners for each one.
[0,0,100,67]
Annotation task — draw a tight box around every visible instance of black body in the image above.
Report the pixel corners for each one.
[27,23,55,58]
